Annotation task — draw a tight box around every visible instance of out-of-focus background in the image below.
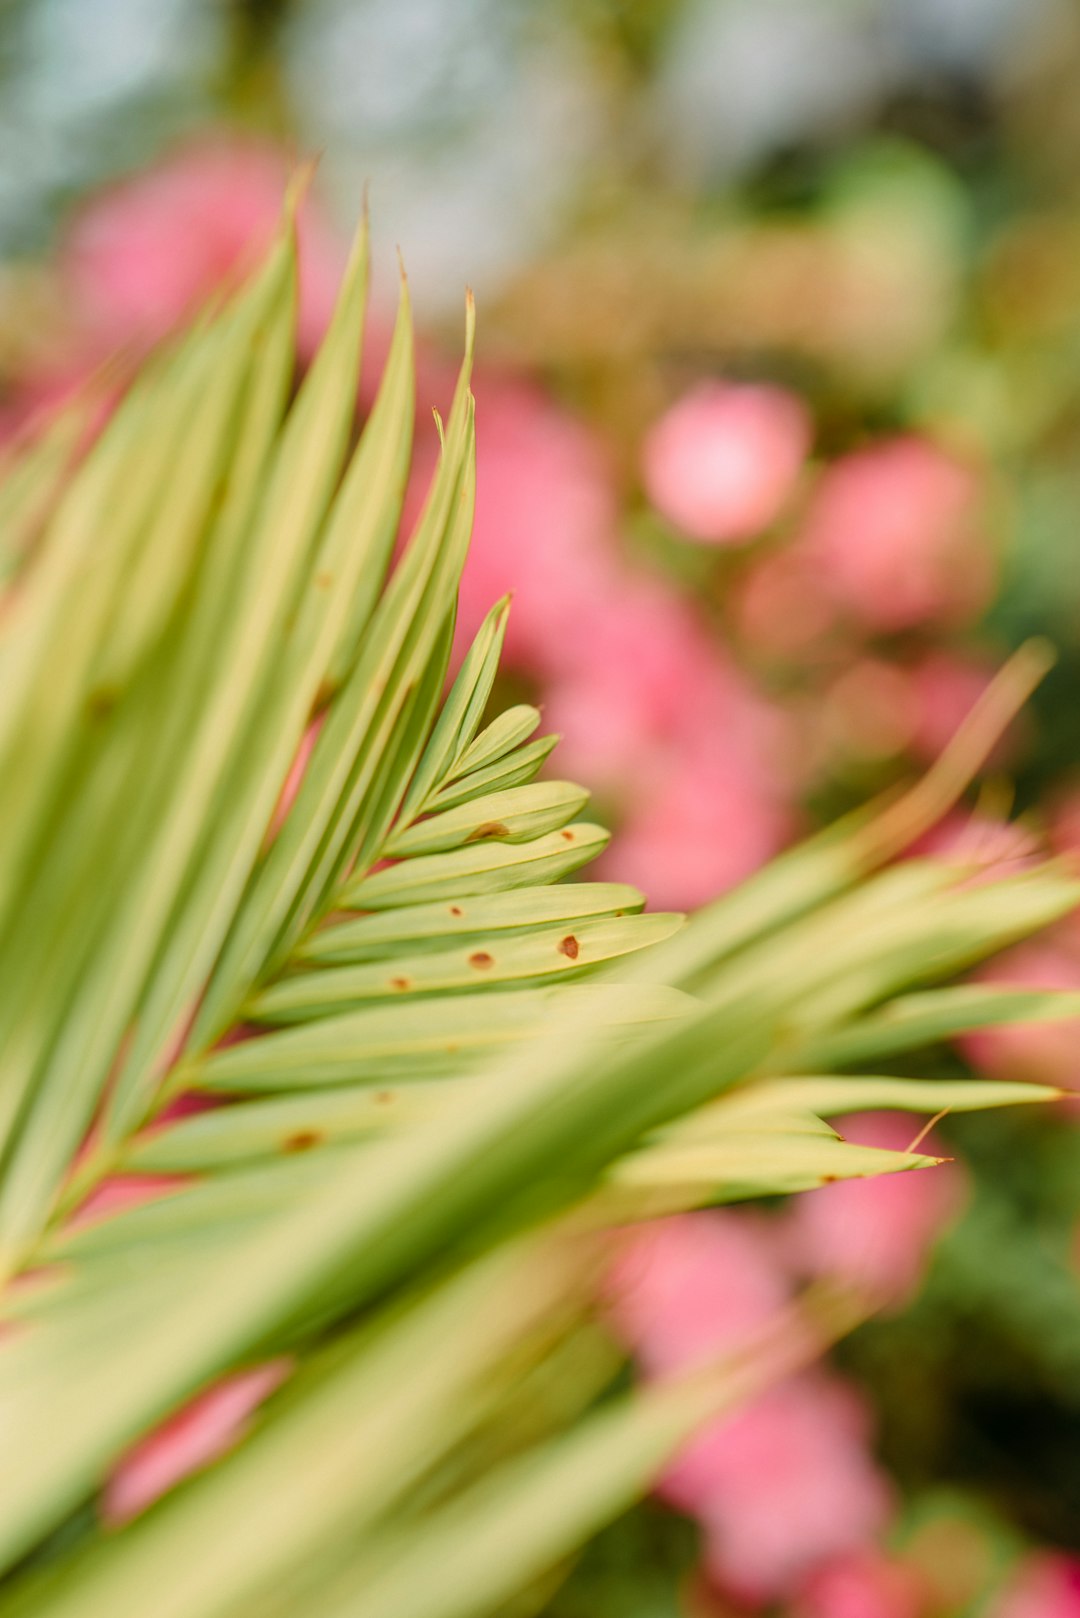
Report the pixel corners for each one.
[4,2,1080,1613]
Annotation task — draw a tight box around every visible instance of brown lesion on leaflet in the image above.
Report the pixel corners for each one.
[468,951,495,970]
[557,935,579,960]
[466,821,510,841]
[282,1130,324,1153]
[85,687,119,722]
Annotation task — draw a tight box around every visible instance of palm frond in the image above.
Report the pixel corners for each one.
[0,214,1077,1618]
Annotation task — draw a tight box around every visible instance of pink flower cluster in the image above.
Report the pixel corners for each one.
[608,1116,963,1609]
[1,137,342,439]
[64,140,343,360]
[455,374,797,908]
[454,368,1002,908]
[646,384,993,635]
[4,140,1011,922]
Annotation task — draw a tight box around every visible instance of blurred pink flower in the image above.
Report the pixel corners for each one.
[793,1550,927,1618]
[600,748,792,911]
[608,1214,893,1604]
[801,437,992,631]
[607,1212,789,1378]
[782,1113,967,1309]
[545,572,790,778]
[960,940,1080,1089]
[103,1361,290,1525]
[541,580,722,789]
[442,378,796,910]
[643,381,811,545]
[63,139,343,359]
[685,1375,894,1605]
[990,1553,1080,1618]
[455,377,618,676]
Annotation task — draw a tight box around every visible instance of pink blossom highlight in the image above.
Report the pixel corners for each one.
[601,748,792,911]
[685,1374,894,1604]
[801,437,992,631]
[606,1213,789,1378]
[643,381,811,545]
[64,140,343,360]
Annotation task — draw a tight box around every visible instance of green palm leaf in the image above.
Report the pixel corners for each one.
[0,212,1076,1618]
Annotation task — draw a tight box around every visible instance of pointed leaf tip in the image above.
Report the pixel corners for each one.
[464,288,476,359]
[283,159,319,221]
[343,211,370,277]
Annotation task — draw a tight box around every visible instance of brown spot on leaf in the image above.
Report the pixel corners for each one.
[469,951,494,970]
[374,1090,395,1105]
[389,976,411,992]
[466,821,509,842]
[449,905,464,917]
[822,1174,839,1183]
[282,1130,323,1154]
[314,572,333,591]
[557,935,580,960]
[86,688,119,722]
[561,830,575,842]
